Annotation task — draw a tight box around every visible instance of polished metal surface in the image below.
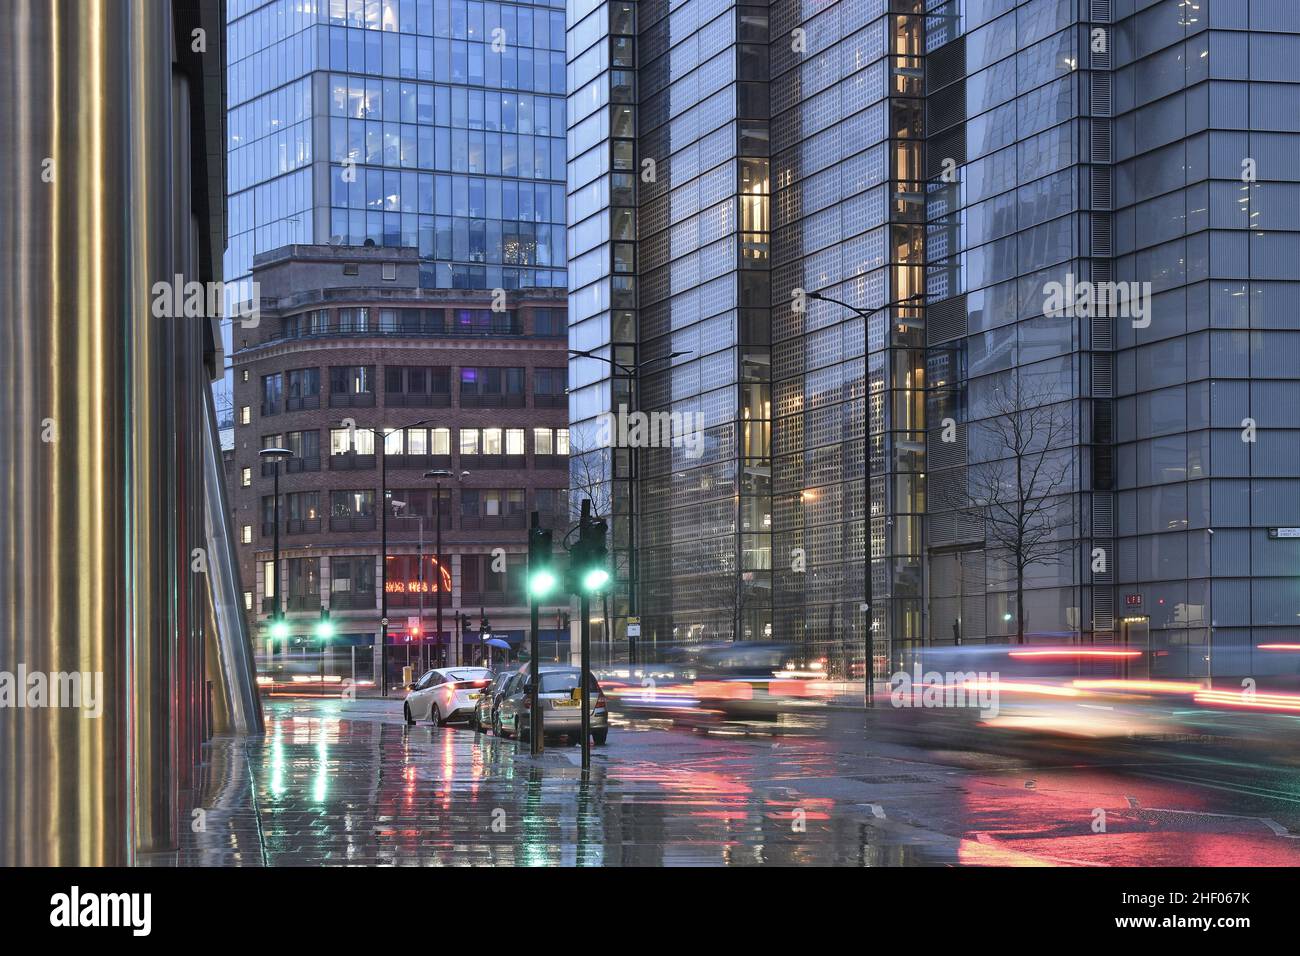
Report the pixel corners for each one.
[204,387,265,738]
[0,0,247,865]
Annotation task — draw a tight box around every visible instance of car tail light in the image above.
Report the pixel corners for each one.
[596,693,607,708]
[449,679,492,691]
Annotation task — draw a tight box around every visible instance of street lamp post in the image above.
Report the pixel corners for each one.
[341,418,430,696]
[566,348,691,664]
[425,469,468,667]
[806,290,924,703]
[259,446,295,660]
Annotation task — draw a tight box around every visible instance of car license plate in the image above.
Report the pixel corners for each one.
[468,693,481,700]
[555,699,579,707]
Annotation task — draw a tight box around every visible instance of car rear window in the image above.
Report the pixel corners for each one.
[538,672,600,693]
[446,669,490,682]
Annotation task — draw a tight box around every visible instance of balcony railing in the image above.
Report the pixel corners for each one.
[260,402,281,416]
[286,394,321,411]
[262,456,321,477]
[388,514,451,533]
[329,590,377,610]
[460,514,527,531]
[279,319,524,340]
[329,452,376,470]
[459,591,526,608]
[329,391,376,408]
[285,518,321,534]
[285,594,318,612]
[384,392,452,408]
[458,393,526,408]
[459,454,526,470]
[330,515,377,532]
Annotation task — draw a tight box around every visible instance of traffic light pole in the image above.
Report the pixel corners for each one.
[529,511,543,755]
[579,500,592,771]
[580,588,591,771]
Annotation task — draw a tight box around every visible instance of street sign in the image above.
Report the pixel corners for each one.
[1268,528,1300,539]
[381,617,388,627]
[627,615,641,638]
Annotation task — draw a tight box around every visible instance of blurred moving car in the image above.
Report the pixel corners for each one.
[404,666,493,726]
[494,664,609,744]
[471,670,514,732]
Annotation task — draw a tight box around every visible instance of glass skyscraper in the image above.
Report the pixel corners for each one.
[226,0,568,292]
[591,0,1300,682]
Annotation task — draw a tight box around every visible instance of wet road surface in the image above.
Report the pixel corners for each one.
[155,696,1300,866]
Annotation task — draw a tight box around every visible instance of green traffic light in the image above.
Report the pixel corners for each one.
[582,567,610,592]
[528,568,558,598]
[316,621,335,640]
[270,618,289,640]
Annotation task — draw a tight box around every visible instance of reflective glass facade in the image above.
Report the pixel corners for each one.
[571,0,1300,677]
[227,0,568,291]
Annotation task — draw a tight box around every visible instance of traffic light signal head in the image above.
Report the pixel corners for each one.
[527,526,558,599]
[270,616,290,641]
[575,517,609,594]
[315,607,334,641]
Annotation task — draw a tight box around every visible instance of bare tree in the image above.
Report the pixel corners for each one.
[565,441,617,647]
[952,379,1074,645]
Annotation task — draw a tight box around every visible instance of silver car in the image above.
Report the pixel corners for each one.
[495,665,609,745]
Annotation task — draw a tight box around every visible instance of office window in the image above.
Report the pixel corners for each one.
[263,560,275,598]
[241,467,252,487]
[243,591,253,611]
[460,428,479,455]
[431,427,451,455]
[241,524,252,544]
[240,406,251,425]
[331,427,374,455]
[505,428,524,455]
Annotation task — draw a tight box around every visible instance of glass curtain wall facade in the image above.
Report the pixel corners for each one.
[635,0,773,646]
[924,0,1093,657]
[566,0,640,646]
[227,0,568,291]
[770,0,925,674]
[1109,0,1300,680]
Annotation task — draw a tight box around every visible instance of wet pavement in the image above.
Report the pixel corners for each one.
[154,696,1300,867]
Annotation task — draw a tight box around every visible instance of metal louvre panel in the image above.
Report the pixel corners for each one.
[927,79,967,137]
[1091,312,1114,350]
[1089,27,1111,70]
[1090,213,1113,257]
[1091,0,1113,23]
[927,293,967,344]
[1091,166,1113,210]
[927,126,966,179]
[926,37,966,94]
[1092,492,1115,538]
[1091,353,1114,397]
[1090,119,1112,164]
[1090,71,1113,117]
[1093,589,1115,631]
[927,423,967,470]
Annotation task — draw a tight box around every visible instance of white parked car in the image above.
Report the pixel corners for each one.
[404,667,494,726]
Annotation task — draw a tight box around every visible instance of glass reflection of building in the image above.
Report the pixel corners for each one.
[226,0,568,292]
[573,0,1300,680]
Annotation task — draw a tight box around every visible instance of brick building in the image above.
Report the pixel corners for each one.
[227,244,570,691]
